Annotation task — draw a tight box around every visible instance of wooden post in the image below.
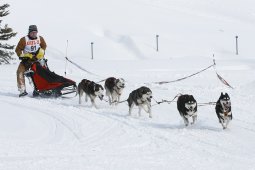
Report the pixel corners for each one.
[91,42,94,59]
[156,35,159,52]
[235,36,238,55]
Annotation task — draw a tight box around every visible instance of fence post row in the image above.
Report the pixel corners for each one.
[86,35,239,59]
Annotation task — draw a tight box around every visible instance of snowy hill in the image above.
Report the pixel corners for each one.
[1,0,255,169]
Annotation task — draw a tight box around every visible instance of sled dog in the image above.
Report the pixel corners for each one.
[78,79,104,108]
[215,92,232,129]
[177,94,197,126]
[127,86,152,118]
[104,77,125,105]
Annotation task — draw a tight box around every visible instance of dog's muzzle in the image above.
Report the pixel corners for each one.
[223,102,230,107]
[223,102,231,111]
[119,85,125,88]
[147,96,152,102]
[99,95,104,100]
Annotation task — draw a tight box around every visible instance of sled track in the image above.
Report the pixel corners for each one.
[1,98,82,142]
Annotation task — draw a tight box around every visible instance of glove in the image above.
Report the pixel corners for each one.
[20,53,33,59]
[36,48,45,59]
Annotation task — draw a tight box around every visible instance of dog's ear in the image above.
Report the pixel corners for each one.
[225,93,229,98]
[192,95,197,102]
[183,95,188,100]
[139,87,143,93]
[221,92,223,96]
[142,87,149,94]
[94,84,100,92]
[189,95,194,100]
[88,81,95,88]
[100,85,104,90]
[145,87,150,93]
[138,87,144,97]
[120,78,125,83]
[81,79,87,84]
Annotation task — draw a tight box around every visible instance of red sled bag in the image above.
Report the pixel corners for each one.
[25,60,77,98]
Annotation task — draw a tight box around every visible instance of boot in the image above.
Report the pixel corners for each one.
[19,90,28,97]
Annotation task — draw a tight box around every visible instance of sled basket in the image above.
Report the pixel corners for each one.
[25,61,77,98]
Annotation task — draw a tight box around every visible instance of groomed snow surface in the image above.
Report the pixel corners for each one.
[1,0,255,169]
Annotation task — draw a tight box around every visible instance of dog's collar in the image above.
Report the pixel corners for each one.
[223,111,231,116]
[218,102,230,112]
[116,86,124,90]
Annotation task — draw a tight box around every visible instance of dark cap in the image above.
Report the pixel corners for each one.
[28,25,38,33]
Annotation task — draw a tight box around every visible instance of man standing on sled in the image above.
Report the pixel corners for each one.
[15,25,47,97]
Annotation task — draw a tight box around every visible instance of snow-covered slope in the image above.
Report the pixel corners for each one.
[1,0,255,169]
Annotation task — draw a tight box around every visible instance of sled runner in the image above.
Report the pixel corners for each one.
[24,59,77,98]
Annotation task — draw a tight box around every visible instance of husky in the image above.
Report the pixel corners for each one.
[127,86,152,118]
[78,79,104,108]
[215,92,232,129]
[104,77,125,105]
[177,94,197,126]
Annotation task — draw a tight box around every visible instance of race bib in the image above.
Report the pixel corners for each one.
[24,35,41,54]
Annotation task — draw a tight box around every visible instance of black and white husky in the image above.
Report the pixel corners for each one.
[127,86,153,118]
[104,77,125,105]
[177,94,197,126]
[215,92,232,129]
[78,79,104,108]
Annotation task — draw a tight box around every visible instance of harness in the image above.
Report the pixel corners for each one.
[218,103,231,120]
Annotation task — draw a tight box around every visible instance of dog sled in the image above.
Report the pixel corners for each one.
[24,59,77,98]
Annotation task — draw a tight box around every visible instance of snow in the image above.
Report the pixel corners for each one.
[1,0,255,169]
